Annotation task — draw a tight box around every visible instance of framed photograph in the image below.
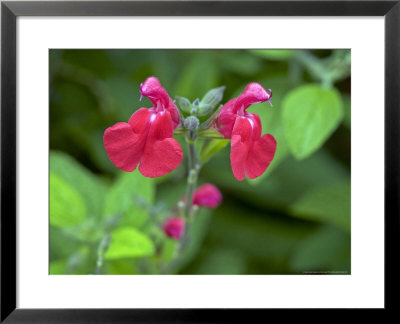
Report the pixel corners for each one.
[1,0,398,321]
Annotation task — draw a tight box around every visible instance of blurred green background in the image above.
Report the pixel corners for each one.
[49,49,351,275]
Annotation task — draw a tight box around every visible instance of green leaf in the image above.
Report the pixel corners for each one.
[50,151,108,218]
[50,226,82,261]
[105,227,155,259]
[289,226,350,273]
[107,259,138,274]
[290,180,351,232]
[175,96,192,114]
[283,84,343,159]
[50,260,68,275]
[200,139,230,163]
[249,49,295,60]
[50,173,87,227]
[103,172,154,227]
[199,86,226,111]
[198,128,224,139]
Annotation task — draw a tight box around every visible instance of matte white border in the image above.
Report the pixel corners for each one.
[17,17,384,308]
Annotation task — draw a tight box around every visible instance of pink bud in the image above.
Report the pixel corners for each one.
[193,184,222,208]
[163,218,185,240]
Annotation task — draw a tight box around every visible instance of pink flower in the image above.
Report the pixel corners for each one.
[193,184,222,208]
[103,77,183,177]
[214,83,277,181]
[163,217,185,240]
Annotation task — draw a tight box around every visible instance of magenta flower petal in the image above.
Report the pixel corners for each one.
[246,133,276,179]
[140,76,171,108]
[230,117,253,181]
[163,218,185,240]
[230,114,276,181]
[193,183,222,208]
[235,82,272,111]
[103,122,145,172]
[139,110,183,177]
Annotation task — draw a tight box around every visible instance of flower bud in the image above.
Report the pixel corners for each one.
[163,217,185,240]
[184,116,200,131]
[197,103,214,117]
[200,86,226,111]
[175,96,192,113]
[193,183,222,208]
[192,98,200,109]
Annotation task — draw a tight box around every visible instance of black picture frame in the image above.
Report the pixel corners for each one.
[1,0,399,322]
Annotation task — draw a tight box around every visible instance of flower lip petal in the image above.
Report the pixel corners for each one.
[103,122,145,172]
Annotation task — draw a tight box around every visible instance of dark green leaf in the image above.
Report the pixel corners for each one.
[200,139,230,163]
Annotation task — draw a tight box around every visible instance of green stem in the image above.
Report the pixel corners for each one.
[184,130,199,219]
[163,131,203,273]
[95,234,110,275]
[295,50,332,87]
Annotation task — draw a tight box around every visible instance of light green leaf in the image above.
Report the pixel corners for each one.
[249,49,295,60]
[107,259,138,274]
[289,226,350,273]
[200,139,230,163]
[105,227,155,259]
[283,84,343,159]
[290,180,351,232]
[103,171,154,227]
[50,173,87,228]
[50,151,108,218]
